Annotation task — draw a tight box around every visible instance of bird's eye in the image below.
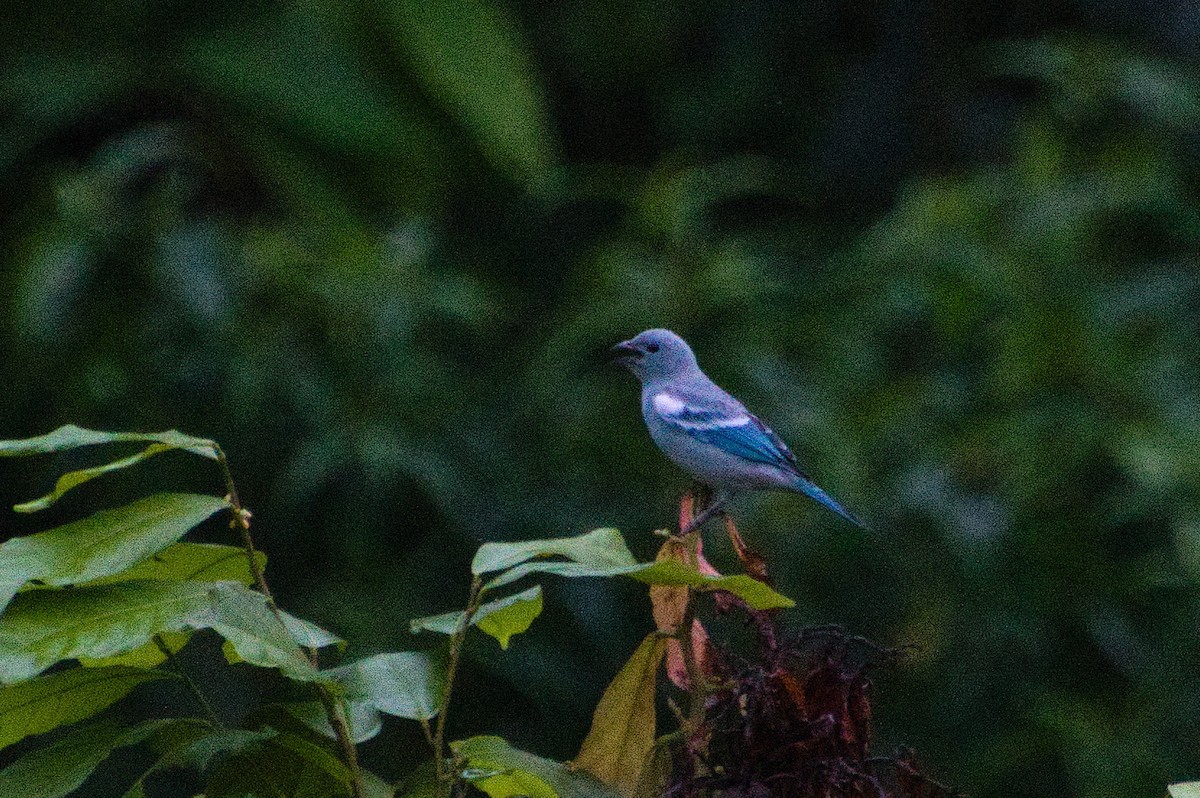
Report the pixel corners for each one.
[645,343,660,354]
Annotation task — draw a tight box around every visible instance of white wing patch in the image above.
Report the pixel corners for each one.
[653,392,752,428]
[706,415,753,428]
[652,393,686,415]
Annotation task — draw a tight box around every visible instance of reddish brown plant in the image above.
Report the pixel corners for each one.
[667,493,955,798]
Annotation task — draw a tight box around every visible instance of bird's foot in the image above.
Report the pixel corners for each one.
[680,494,728,535]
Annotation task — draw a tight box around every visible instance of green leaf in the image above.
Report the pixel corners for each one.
[120,782,146,798]
[0,666,173,751]
[326,651,445,721]
[463,763,554,798]
[155,727,277,772]
[572,634,667,798]
[411,585,543,648]
[0,493,229,613]
[0,424,218,460]
[0,583,20,618]
[1169,784,1200,798]
[290,651,443,742]
[472,528,636,575]
[482,560,624,592]
[387,0,556,187]
[285,699,384,744]
[78,543,258,669]
[477,531,794,610]
[0,718,126,798]
[0,581,214,684]
[219,607,342,662]
[16,443,174,512]
[0,580,314,684]
[220,639,245,666]
[0,717,208,798]
[396,760,439,798]
[363,769,398,798]
[205,731,355,798]
[118,724,256,797]
[271,730,355,788]
[279,609,344,651]
[197,583,318,682]
[454,736,617,798]
[84,542,262,587]
[78,631,191,669]
[625,560,795,610]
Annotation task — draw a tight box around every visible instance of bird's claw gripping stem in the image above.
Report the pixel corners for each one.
[680,492,729,535]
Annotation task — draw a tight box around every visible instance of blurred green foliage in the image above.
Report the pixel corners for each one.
[2,1,1199,796]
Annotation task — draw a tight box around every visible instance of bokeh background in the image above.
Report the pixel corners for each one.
[2,1,1199,796]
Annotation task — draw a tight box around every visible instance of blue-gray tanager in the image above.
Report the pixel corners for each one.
[611,328,864,532]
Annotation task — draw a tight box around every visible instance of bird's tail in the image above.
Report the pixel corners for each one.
[793,475,868,529]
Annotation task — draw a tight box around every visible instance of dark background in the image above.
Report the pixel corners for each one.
[2,1,1200,796]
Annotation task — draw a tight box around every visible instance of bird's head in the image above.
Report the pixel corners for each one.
[610,328,699,382]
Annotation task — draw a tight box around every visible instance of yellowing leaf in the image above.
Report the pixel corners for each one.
[633,738,674,798]
[649,538,691,633]
[647,537,714,690]
[467,767,555,798]
[475,587,542,649]
[477,529,793,609]
[411,585,543,648]
[572,634,666,797]
[629,560,794,610]
[454,736,615,798]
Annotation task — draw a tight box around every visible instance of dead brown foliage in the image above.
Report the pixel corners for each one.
[666,492,955,798]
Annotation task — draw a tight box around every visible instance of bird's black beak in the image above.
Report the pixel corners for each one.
[609,340,641,366]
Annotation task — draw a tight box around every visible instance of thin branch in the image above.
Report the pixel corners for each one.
[677,494,709,729]
[419,716,438,752]
[215,447,274,604]
[677,596,706,728]
[431,575,484,795]
[214,445,366,798]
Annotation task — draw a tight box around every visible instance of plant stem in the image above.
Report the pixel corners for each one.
[215,447,274,603]
[677,591,707,728]
[213,445,367,798]
[677,496,709,728]
[431,575,484,795]
[155,634,224,729]
[419,717,438,751]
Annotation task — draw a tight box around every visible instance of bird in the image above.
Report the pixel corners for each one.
[611,328,865,533]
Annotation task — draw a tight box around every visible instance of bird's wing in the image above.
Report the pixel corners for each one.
[651,390,806,476]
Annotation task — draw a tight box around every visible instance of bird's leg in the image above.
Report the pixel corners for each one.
[680,490,730,535]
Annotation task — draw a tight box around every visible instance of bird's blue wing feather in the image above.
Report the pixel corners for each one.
[658,399,799,472]
[690,421,793,469]
[654,391,866,528]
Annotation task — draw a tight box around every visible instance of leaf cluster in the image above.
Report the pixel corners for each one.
[0,426,798,798]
